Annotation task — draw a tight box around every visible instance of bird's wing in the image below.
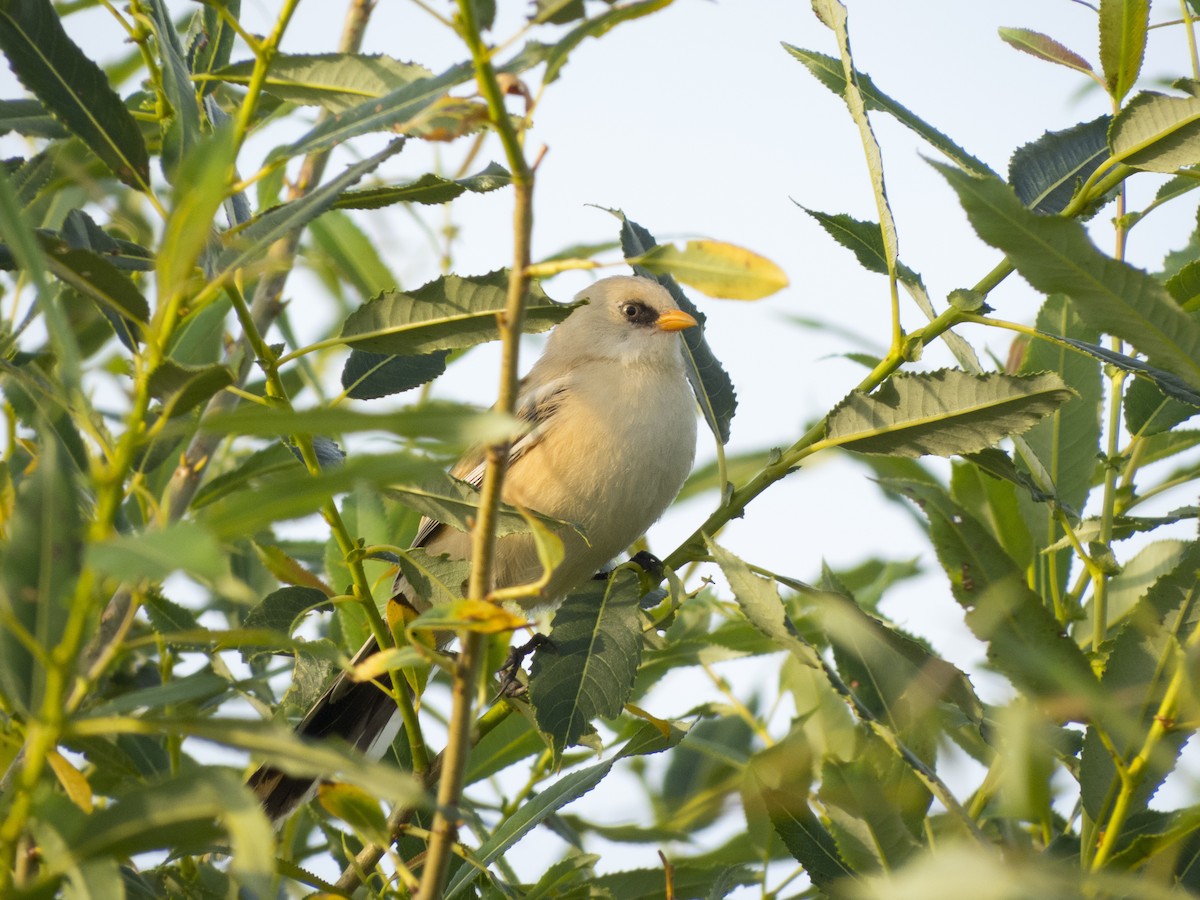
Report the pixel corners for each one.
[408,373,571,549]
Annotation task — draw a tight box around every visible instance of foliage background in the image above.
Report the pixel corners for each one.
[2,0,1200,898]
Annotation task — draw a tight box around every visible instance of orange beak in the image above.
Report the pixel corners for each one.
[654,309,699,332]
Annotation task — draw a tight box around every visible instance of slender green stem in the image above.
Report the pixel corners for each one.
[1182,0,1200,80]
[230,0,301,149]
[415,2,536,896]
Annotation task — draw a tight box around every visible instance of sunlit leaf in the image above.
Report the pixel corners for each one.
[998,27,1095,77]
[1099,0,1149,103]
[827,369,1074,458]
[626,239,788,300]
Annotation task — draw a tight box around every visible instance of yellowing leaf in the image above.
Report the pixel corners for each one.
[409,599,528,635]
[626,240,788,300]
[47,749,93,813]
[317,782,388,845]
[350,645,429,682]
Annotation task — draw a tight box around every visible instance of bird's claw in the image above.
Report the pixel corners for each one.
[496,634,553,698]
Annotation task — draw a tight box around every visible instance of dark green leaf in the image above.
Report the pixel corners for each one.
[341,349,449,399]
[827,369,1075,458]
[589,864,758,900]
[744,738,853,888]
[145,0,202,181]
[541,0,671,85]
[147,360,234,419]
[0,0,149,189]
[1018,296,1102,513]
[783,44,994,177]
[936,163,1200,394]
[0,96,66,137]
[616,210,737,444]
[798,206,920,282]
[1124,376,1200,436]
[0,430,81,712]
[888,480,1099,704]
[38,233,149,324]
[1080,541,1200,821]
[464,710,545,786]
[277,63,471,160]
[333,161,511,209]
[1009,117,1111,214]
[242,586,330,637]
[529,568,646,758]
[820,756,920,871]
[214,139,405,286]
[308,209,397,300]
[1059,336,1200,407]
[189,0,240,97]
[338,270,572,355]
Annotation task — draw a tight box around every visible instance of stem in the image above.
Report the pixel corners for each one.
[415,3,536,897]
[230,0,301,149]
[1182,0,1200,81]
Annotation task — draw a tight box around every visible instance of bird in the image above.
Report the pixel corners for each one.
[248,274,699,820]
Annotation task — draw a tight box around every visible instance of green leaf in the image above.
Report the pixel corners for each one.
[39,233,149,324]
[998,27,1095,77]
[888,480,1098,704]
[147,360,234,419]
[145,0,202,181]
[1017,296,1102,515]
[1110,89,1200,173]
[0,0,149,189]
[935,163,1200,394]
[277,62,472,160]
[464,711,545,786]
[214,139,405,287]
[189,0,240,97]
[706,538,820,667]
[1080,541,1200,821]
[216,53,432,114]
[820,756,921,871]
[539,0,672,85]
[1099,0,1149,103]
[528,567,646,758]
[952,457,1036,572]
[443,721,685,898]
[87,521,227,582]
[338,270,573,355]
[333,161,511,209]
[196,452,439,539]
[1058,336,1200,408]
[826,369,1074,458]
[316,783,388,845]
[341,349,450,400]
[192,442,301,509]
[1009,117,1111,214]
[242,585,330,637]
[625,240,788,300]
[0,430,81,712]
[744,737,853,888]
[797,206,919,282]
[617,211,738,444]
[589,864,758,900]
[0,96,66,137]
[783,43,994,178]
[813,572,983,730]
[65,770,272,896]
[202,402,520,448]
[157,128,236,308]
[1124,375,1200,436]
[308,209,397,300]
[394,548,472,609]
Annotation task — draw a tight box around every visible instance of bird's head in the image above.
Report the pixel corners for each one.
[549,275,698,367]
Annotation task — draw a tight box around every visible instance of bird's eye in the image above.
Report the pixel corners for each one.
[622,302,641,319]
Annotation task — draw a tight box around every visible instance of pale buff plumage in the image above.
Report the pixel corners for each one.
[250,275,698,819]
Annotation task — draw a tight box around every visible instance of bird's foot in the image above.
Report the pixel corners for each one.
[496,634,553,698]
